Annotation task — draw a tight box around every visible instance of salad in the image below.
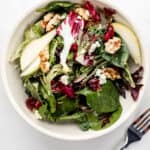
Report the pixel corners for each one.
[11,1,143,131]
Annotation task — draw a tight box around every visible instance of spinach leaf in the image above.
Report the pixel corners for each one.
[77,111,102,131]
[102,40,129,68]
[86,112,102,130]
[78,80,120,114]
[103,105,122,128]
[38,103,54,121]
[56,96,78,115]
[58,112,85,121]
[37,1,77,13]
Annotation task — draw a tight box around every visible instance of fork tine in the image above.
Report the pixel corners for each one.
[135,114,150,129]
[141,123,150,134]
[133,108,150,127]
[142,124,150,134]
[138,119,150,132]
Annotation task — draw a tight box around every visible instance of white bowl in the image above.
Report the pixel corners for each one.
[1,0,149,141]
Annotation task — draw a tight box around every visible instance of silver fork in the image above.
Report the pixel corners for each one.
[120,108,150,150]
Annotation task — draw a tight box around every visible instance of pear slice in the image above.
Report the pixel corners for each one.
[21,57,40,77]
[20,29,56,71]
[112,22,142,65]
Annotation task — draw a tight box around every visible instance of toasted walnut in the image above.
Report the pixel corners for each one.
[103,67,121,80]
[44,12,54,22]
[46,14,63,32]
[40,62,50,73]
[75,8,90,20]
[40,20,47,29]
[39,49,49,62]
[105,37,121,54]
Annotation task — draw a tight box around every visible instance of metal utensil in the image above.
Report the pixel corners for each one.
[120,108,150,150]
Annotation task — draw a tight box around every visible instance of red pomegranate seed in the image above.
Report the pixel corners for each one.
[35,101,42,109]
[104,25,114,41]
[88,78,101,91]
[26,97,36,111]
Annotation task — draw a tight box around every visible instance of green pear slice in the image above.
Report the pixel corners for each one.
[112,22,142,65]
[20,29,56,71]
[21,57,40,77]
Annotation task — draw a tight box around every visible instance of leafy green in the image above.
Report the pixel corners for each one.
[24,22,45,40]
[40,77,56,113]
[122,64,135,88]
[10,40,30,62]
[78,80,120,114]
[86,112,102,130]
[58,112,85,121]
[23,79,41,100]
[49,39,58,65]
[38,103,54,121]
[102,42,129,68]
[11,21,44,62]
[103,105,122,128]
[46,64,63,83]
[37,1,77,13]
[56,96,78,115]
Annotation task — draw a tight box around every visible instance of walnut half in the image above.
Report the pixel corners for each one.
[103,67,121,80]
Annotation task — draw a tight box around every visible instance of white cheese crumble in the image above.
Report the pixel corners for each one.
[88,41,101,54]
[60,75,69,85]
[95,69,107,84]
[34,110,42,120]
[75,48,87,65]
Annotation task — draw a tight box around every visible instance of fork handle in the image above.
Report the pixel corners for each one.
[120,135,129,150]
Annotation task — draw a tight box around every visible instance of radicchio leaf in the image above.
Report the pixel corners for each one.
[57,11,84,72]
[51,80,75,98]
[84,1,100,22]
[130,84,143,101]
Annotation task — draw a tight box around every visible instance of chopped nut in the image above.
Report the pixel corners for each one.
[105,37,121,54]
[43,12,54,22]
[40,20,47,29]
[39,49,49,62]
[46,14,62,32]
[40,61,50,73]
[75,8,90,20]
[103,67,121,80]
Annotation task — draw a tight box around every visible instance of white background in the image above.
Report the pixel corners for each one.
[0,0,150,150]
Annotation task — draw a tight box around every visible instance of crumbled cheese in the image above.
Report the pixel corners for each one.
[34,110,42,120]
[75,48,87,65]
[60,75,69,85]
[89,41,101,54]
[95,69,107,84]
[105,37,121,54]
[76,54,86,66]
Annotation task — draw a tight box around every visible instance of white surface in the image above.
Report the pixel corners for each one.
[0,0,149,149]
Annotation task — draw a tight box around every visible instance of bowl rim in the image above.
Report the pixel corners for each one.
[1,0,149,141]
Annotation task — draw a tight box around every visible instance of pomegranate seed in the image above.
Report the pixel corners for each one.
[104,25,114,41]
[104,32,111,42]
[88,78,101,91]
[26,97,36,111]
[35,101,42,109]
